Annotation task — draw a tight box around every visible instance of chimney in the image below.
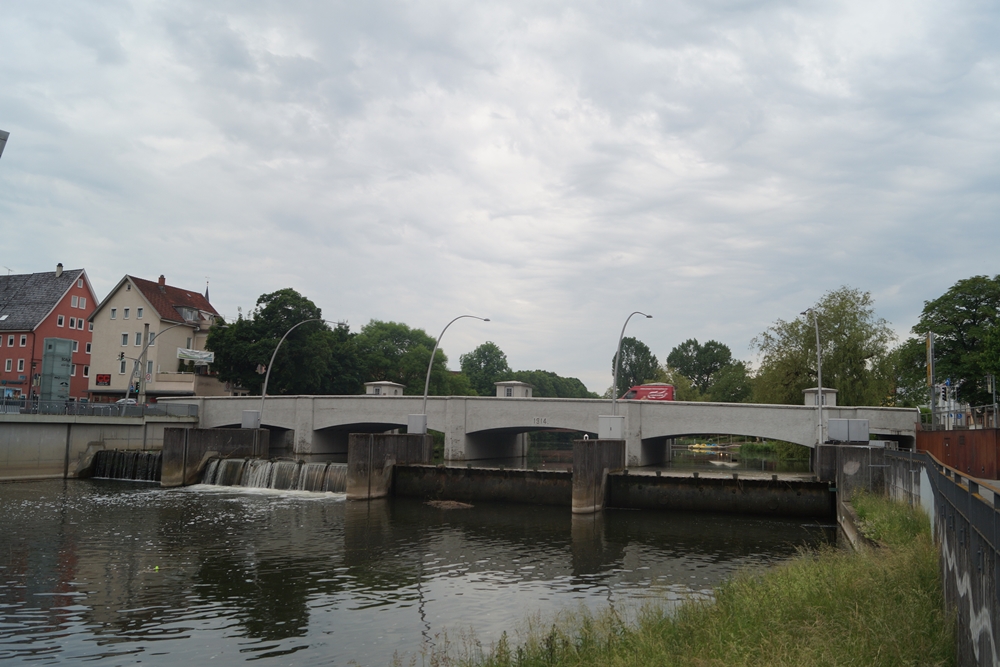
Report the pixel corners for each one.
[158,275,166,293]
[55,263,63,277]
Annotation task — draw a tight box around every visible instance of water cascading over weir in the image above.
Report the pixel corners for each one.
[201,458,348,493]
[91,450,163,482]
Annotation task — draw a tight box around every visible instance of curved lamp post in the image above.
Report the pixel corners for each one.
[611,311,652,416]
[257,318,326,427]
[410,314,490,434]
[802,309,823,445]
[124,319,198,412]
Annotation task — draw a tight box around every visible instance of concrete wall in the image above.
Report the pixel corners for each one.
[161,427,268,487]
[572,439,625,514]
[608,473,835,517]
[0,414,197,481]
[394,465,571,506]
[346,433,432,500]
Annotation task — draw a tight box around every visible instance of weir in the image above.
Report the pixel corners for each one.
[91,449,162,482]
[201,458,348,492]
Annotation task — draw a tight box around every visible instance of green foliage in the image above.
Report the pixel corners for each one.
[206,289,363,396]
[751,286,897,406]
[612,337,659,396]
[354,320,458,396]
[500,370,598,398]
[708,359,753,403]
[651,365,703,401]
[460,342,511,396]
[436,498,950,667]
[739,441,810,460]
[852,491,930,547]
[666,338,734,394]
[907,275,1000,406]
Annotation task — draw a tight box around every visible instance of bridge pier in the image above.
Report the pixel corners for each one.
[346,433,433,500]
[572,438,625,514]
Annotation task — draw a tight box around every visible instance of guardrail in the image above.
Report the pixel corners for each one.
[0,398,198,418]
[886,449,1000,667]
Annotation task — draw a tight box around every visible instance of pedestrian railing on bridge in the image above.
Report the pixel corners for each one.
[0,398,198,419]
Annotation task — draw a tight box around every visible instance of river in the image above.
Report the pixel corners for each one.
[1,479,835,665]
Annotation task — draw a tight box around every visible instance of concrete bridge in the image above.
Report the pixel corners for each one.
[161,396,919,466]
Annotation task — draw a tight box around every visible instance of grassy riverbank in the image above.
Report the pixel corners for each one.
[422,495,952,667]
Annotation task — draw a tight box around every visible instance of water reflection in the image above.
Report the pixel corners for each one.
[0,480,835,666]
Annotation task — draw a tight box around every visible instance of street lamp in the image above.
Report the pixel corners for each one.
[257,318,328,428]
[611,311,652,416]
[801,309,823,445]
[409,314,490,435]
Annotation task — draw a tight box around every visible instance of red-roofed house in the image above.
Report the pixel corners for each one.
[0,263,98,401]
[87,274,232,402]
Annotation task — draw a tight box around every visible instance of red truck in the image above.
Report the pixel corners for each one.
[621,383,675,401]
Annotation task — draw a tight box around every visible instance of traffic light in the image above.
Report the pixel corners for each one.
[940,386,947,403]
[118,352,125,361]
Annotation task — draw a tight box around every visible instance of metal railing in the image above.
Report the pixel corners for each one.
[922,404,1000,431]
[886,450,1000,666]
[0,397,198,418]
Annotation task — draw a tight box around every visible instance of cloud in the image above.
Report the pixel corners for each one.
[1,0,998,391]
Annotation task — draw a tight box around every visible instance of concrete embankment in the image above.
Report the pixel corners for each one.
[395,465,834,517]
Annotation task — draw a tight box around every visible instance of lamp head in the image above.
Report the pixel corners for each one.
[483,318,490,322]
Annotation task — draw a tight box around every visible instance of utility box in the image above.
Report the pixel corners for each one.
[828,418,870,443]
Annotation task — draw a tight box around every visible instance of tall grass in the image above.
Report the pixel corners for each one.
[419,497,952,667]
[739,441,811,460]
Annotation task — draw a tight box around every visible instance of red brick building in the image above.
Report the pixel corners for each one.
[0,264,98,401]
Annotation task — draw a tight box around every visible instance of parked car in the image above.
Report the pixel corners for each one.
[115,398,138,406]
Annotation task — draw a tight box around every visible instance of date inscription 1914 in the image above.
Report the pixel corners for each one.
[532,417,548,425]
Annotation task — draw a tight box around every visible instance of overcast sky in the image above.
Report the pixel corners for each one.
[2,0,998,392]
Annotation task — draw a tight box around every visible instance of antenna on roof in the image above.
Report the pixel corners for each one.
[205,276,210,301]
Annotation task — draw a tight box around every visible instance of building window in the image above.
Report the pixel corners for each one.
[111,308,117,319]
[147,360,153,375]
[137,307,143,319]
[71,364,77,376]
[7,336,13,347]
[89,322,93,332]
[57,315,65,327]
[19,335,26,347]
[505,387,513,397]
[71,296,79,308]
[77,279,83,288]
[69,317,76,329]
[186,337,192,349]
[86,342,92,354]
[80,297,86,309]
[119,359,127,374]
[83,365,89,378]
[124,308,130,319]
[149,331,156,346]
[72,341,79,353]
[17,359,24,372]
[78,319,85,330]
[4,359,10,372]
[121,333,128,346]
[135,332,142,346]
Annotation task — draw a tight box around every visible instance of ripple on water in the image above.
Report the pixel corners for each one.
[0,479,834,666]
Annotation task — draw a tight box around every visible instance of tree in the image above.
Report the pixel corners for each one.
[751,287,896,406]
[502,369,598,398]
[708,360,753,403]
[354,320,473,396]
[460,342,511,396]
[666,338,734,394]
[906,275,1000,406]
[652,365,703,401]
[206,289,363,396]
[612,337,659,397]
